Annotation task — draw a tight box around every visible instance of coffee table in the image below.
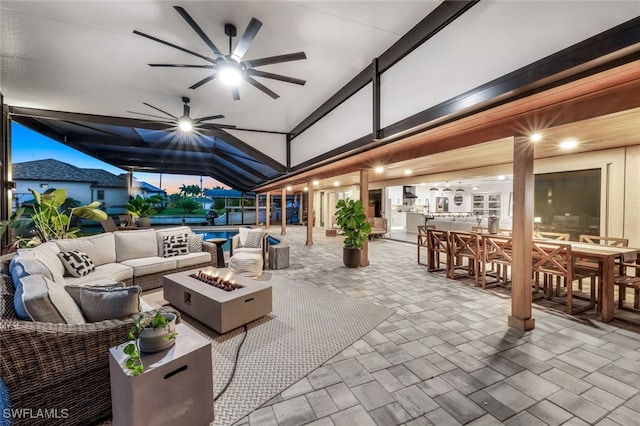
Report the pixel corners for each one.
[163,267,272,333]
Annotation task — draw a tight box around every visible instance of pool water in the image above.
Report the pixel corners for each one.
[194,230,281,251]
[194,231,238,251]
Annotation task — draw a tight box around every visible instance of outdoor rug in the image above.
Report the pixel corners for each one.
[163,277,393,425]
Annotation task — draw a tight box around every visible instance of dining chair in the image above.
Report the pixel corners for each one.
[417,225,429,265]
[448,231,480,284]
[426,229,450,273]
[481,235,513,288]
[532,241,599,314]
[614,261,640,323]
[577,234,629,309]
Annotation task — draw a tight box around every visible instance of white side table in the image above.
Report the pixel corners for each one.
[109,323,213,426]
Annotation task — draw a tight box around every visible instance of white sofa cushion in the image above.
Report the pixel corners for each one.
[114,229,158,262]
[18,274,86,324]
[54,233,116,266]
[63,263,133,286]
[233,247,263,256]
[22,242,66,282]
[175,252,211,269]
[120,257,178,276]
[10,258,56,320]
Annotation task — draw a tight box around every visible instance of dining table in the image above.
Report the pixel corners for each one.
[565,241,640,322]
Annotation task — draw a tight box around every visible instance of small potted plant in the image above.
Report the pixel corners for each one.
[335,198,372,268]
[125,195,157,228]
[124,311,178,376]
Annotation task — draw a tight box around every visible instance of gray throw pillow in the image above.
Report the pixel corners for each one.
[64,281,126,307]
[18,274,86,324]
[57,249,95,277]
[79,285,142,322]
[188,233,204,253]
[244,231,264,248]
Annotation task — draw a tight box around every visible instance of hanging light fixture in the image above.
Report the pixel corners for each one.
[442,182,452,192]
[429,184,439,191]
[456,181,465,192]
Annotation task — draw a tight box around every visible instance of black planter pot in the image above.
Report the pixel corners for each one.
[343,247,361,268]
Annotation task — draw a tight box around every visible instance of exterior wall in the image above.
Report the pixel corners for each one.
[93,186,130,212]
[14,180,91,205]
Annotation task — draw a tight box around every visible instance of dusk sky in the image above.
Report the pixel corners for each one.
[11,122,228,194]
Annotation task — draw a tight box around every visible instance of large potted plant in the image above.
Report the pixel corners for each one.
[335,198,372,268]
[126,195,157,228]
[1,188,107,249]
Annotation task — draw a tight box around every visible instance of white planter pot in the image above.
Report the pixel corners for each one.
[138,313,177,353]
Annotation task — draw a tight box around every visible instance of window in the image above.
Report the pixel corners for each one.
[96,190,105,200]
[472,193,501,217]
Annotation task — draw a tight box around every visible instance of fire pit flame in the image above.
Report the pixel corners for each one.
[191,269,244,291]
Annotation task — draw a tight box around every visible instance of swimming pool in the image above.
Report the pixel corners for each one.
[194,230,238,251]
[193,229,281,251]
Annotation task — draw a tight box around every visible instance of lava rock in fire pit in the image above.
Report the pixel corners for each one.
[191,270,244,291]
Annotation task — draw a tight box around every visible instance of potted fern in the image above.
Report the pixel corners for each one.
[335,198,372,268]
[124,311,178,376]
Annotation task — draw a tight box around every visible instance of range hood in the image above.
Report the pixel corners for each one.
[403,186,418,199]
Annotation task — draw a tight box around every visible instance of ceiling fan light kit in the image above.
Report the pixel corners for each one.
[134,6,307,100]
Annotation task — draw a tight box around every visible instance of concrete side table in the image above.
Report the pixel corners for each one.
[268,245,290,269]
[109,323,213,426]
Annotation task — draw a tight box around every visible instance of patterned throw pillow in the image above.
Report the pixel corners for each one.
[57,249,95,277]
[244,231,264,248]
[163,233,188,257]
[188,233,204,253]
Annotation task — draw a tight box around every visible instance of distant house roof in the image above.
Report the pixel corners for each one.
[13,159,163,191]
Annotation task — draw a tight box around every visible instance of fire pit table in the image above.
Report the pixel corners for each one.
[163,267,272,333]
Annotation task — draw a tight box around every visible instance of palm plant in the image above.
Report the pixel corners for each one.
[0,188,108,248]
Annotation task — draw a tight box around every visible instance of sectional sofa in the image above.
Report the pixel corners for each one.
[0,226,216,425]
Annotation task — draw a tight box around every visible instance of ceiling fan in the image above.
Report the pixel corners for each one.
[127,96,235,133]
[133,6,307,100]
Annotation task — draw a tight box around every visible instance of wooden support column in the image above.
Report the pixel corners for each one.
[265,193,271,229]
[360,170,370,267]
[508,136,535,331]
[306,183,314,245]
[281,187,287,235]
[255,193,259,225]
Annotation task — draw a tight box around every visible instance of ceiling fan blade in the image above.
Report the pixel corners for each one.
[127,111,173,120]
[149,64,215,69]
[142,103,177,119]
[231,17,262,62]
[201,123,237,130]
[245,76,279,99]
[244,52,306,68]
[194,114,225,122]
[231,86,240,101]
[133,30,216,64]
[246,69,306,85]
[173,6,224,57]
[189,74,217,90]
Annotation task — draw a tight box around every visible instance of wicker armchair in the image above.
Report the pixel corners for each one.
[0,254,178,426]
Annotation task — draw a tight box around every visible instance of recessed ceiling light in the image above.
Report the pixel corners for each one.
[312,180,319,186]
[286,185,292,191]
[420,183,426,186]
[560,138,579,150]
[530,132,542,142]
[404,169,412,175]
[374,166,384,174]
[303,186,308,192]
[333,181,340,187]
[498,175,506,181]
[472,185,479,191]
